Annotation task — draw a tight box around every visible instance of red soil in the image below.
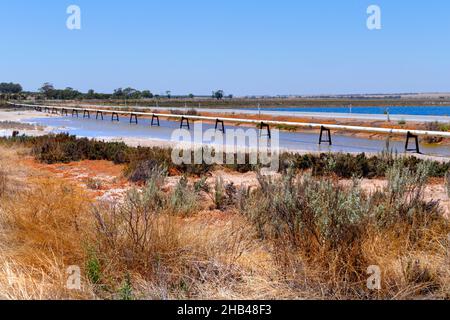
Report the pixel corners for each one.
[20,158,130,199]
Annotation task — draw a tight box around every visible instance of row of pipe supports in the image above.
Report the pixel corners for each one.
[36,107,422,153]
[130,113,138,124]
[151,115,160,126]
[318,126,420,153]
[259,122,271,139]
[406,131,420,154]
[319,126,332,145]
[215,119,225,133]
[180,117,190,130]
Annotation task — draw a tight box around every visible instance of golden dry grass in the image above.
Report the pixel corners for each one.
[0,179,95,298]
[0,146,290,299]
[0,144,449,300]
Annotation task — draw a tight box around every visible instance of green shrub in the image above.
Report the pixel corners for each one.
[194,176,209,193]
[2,134,450,181]
[238,163,447,293]
[23,134,130,164]
[86,178,103,190]
[214,176,226,210]
[127,159,164,183]
[371,160,441,228]
[118,273,134,300]
[242,161,444,244]
[169,176,199,216]
[241,169,369,246]
[86,249,102,285]
[424,122,445,144]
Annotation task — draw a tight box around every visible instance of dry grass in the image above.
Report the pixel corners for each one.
[0,149,287,299]
[0,144,449,300]
[0,166,7,198]
[0,145,94,299]
[88,170,270,299]
[0,177,96,299]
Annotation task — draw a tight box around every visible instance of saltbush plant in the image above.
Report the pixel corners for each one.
[2,134,450,183]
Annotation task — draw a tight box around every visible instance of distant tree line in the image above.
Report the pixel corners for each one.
[112,87,154,99]
[1,81,233,101]
[0,82,23,94]
[38,83,232,101]
[39,83,82,100]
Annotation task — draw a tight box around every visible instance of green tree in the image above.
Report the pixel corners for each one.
[141,90,153,99]
[39,82,55,99]
[122,87,141,99]
[60,87,81,100]
[86,89,95,99]
[214,90,224,100]
[0,82,22,94]
[113,88,124,98]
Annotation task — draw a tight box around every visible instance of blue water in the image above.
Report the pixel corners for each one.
[20,115,450,157]
[252,106,450,116]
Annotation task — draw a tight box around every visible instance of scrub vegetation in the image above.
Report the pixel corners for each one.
[0,136,449,299]
[2,133,450,181]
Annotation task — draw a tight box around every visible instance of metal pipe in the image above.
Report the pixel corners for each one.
[9,102,450,138]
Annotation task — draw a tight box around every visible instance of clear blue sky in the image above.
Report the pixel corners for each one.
[1,0,449,95]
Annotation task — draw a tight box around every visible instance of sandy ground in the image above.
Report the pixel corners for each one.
[11,153,450,217]
[0,110,173,147]
[0,109,54,123]
[0,110,55,137]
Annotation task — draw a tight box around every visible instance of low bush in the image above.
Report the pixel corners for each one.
[170,108,199,116]
[280,152,450,179]
[239,162,449,297]
[126,159,163,183]
[90,172,248,299]
[31,134,130,164]
[213,176,226,210]
[424,122,446,144]
[169,176,199,216]
[2,134,450,183]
